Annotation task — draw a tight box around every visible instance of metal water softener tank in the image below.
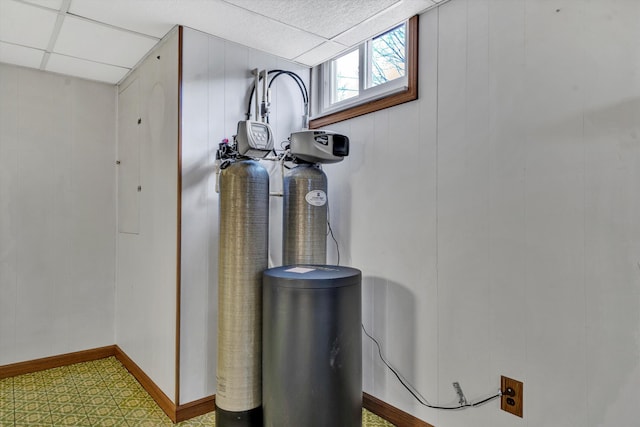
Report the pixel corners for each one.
[262,265,362,427]
[217,160,269,427]
[282,164,328,265]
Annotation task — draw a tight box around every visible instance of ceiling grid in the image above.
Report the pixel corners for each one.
[38,0,70,69]
[0,0,447,84]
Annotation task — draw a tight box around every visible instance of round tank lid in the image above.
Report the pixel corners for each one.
[263,265,361,288]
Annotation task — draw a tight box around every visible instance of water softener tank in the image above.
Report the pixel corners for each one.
[262,265,362,427]
[217,160,269,427]
[282,164,328,265]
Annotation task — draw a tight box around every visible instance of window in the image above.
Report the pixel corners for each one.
[309,15,418,129]
[370,23,407,87]
[332,48,359,103]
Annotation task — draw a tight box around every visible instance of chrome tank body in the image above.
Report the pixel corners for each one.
[216,160,269,427]
[282,164,327,265]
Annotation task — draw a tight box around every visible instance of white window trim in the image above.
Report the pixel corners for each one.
[317,23,408,116]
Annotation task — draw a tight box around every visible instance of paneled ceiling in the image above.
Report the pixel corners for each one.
[0,0,447,85]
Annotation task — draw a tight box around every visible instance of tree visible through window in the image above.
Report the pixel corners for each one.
[331,22,407,104]
[370,23,406,87]
[333,49,359,103]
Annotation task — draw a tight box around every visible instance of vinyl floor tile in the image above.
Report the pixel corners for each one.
[0,357,395,426]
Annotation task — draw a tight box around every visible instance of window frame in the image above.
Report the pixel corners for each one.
[328,46,361,106]
[309,15,418,129]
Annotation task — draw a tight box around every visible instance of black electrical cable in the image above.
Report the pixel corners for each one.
[323,170,340,266]
[245,70,308,118]
[361,324,503,411]
[268,71,306,101]
[327,219,340,266]
[267,69,308,103]
[245,69,308,120]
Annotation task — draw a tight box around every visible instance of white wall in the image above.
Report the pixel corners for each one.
[0,63,116,365]
[179,26,309,404]
[322,1,640,426]
[116,29,179,401]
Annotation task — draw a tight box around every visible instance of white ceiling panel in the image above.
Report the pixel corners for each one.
[68,0,327,61]
[70,0,325,59]
[169,0,327,60]
[333,0,434,47]
[222,0,400,39]
[0,0,58,49]
[54,15,159,68]
[293,41,350,67]
[21,0,64,10]
[197,6,327,60]
[0,41,44,68]
[68,0,176,38]
[46,53,129,83]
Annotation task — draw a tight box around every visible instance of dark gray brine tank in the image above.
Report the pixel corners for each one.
[262,265,362,427]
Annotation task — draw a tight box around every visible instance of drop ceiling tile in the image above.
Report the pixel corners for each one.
[68,0,175,38]
[21,0,64,10]
[0,0,58,49]
[293,41,350,67]
[69,0,324,60]
[333,0,434,47]
[0,41,44,68]
[222,0,401,39]
[46,53,128,84]
[73,0,325,60]
[223,18,325,60]
[54,15,159,68]
[199,1,327,59]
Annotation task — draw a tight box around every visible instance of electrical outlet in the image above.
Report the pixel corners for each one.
[501,376,523,417]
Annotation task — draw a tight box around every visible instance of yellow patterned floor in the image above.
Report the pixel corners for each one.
[0,357,394,426]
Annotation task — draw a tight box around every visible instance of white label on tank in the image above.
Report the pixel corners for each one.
[305,190,327,206]
[286,267,316,274]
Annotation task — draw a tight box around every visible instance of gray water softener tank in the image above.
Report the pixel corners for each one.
[262,265,362,427]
